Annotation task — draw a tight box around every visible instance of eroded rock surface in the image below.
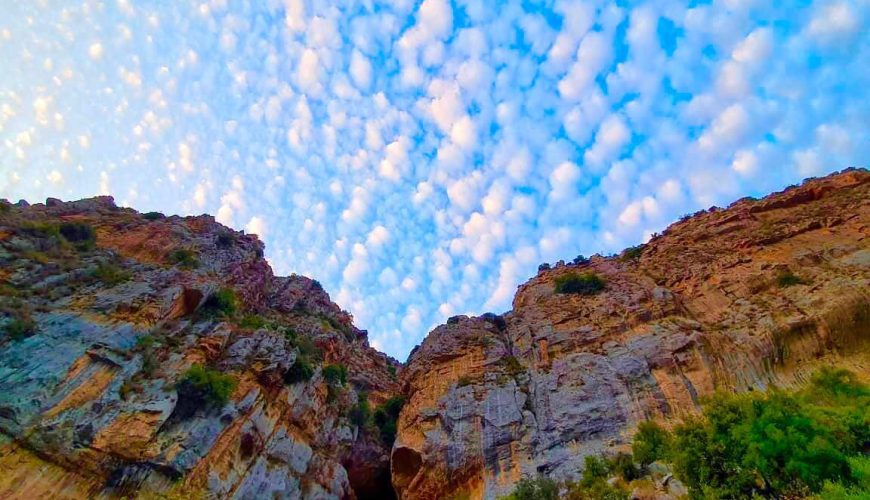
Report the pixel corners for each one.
[0,199,399,499]
[393,168,870,499]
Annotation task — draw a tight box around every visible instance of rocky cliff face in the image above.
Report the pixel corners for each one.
[0,198,399,499]
[1,169,868,500]
[392,168,870,499]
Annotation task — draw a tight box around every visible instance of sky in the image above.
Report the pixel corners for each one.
[0,0,867,359]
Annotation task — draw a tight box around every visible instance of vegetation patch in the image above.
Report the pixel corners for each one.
[2,315,37,341]
[373,396,405,446]
[201,288,237,317]
[167,248,200,269]
[619,244,644,262]
[216,232,236,247]
[630,367,870,498]
[92,262,131,286]
[554,272,605,295]
[283,355,315,385]
[239,314,267,329]
[142,211,164,220]
[174,365,237,419]
[58,222,96,251]
[323,363,348,386]
[777,270,809,288]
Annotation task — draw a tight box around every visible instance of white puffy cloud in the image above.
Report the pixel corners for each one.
[1,0,866,361]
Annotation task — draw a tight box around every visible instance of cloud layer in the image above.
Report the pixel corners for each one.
[1,0,867,358]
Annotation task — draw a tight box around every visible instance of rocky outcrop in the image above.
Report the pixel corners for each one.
[392,168,870,499]
[0,198,399,499]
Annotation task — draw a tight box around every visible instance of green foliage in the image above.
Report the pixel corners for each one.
[239,314,267,329]
[168,248,200,269]
[373,395,405,446]
[502,476,559,500]
[580,455,611,485]
[349,392,372,427]
[21,221,61,238]
[92,262,131,285]
[59,222,96,250]
[564,479,629,500]
[216,232,236,247]
[387,364,397,379]
[654,367,870,498]
[554,272,605,295]
[457,375,474,387]
[612,452,641,481]
[201,288,237,317]
[178,364,236,407]
[323,363,348,386]
[142,211,164,220]
[620,245,645,262]
[502,355,525,377]
[283,355,314,385]
[632,420,672,466]
[816,456,870,499]
[777,270,809,287]
[3,316,36,341]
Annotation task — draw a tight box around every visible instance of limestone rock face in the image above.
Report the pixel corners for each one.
[393,168,870,500]
[0,198,399,499]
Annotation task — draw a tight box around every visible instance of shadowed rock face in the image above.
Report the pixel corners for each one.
[392,168,870,500]
[0,198,400,499]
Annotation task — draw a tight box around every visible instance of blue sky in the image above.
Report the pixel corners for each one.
[0,1,867,359]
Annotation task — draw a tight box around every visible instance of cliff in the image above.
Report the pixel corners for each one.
[0,197,399,499]
[1,168,868,500]
[392,168,870,499]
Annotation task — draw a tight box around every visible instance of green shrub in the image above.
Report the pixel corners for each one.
[632,420,672,466]
[3,317,36,341]
[168,248,200,269]
[373,395,405,446]
[457,375,474,387]
[323,364,348,386]
[387,364,397,379]
[612,452,641,481]
[502,355,524,377]
[21,221,60,238]
[620,245,644,262]
[581,455,611,485]
[662,369,870,498]
[177,364,236,407]
[777,270,809,287]
[349,392,372,427]
[59,222,96,250]
[201,288,237,317]
[284,355,315,385]
[554,272,605,295]
[216,232,236,247]
[502,476,559,500]
[92,262,131,285]
[142,211,164,220]
[239,314,267,329]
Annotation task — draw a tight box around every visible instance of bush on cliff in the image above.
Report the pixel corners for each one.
[168,248,200,269]
[173,365,237,419]
[554,272,605,295]
[323,363,348,386]
[373,395,405,446]
[59,222,96,251]
[142,211,164,220]
[2,316,36,341]
[92,262,131,285]
[502,476,559,500]
[283,355,314,385]
[631,367,870,498]
[201,287,237,317]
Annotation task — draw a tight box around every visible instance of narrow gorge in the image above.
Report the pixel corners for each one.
[0,168,868,499]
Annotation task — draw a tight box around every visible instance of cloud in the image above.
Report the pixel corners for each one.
[1,0,866,360]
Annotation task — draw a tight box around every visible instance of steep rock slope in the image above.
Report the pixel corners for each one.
[0,198,399,499]
[392,168,870,499]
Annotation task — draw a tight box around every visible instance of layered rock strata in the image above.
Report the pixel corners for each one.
[392,168,870,499]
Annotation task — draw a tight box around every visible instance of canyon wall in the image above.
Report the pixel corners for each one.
[392,168,870,499]
[0,197,399,499]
